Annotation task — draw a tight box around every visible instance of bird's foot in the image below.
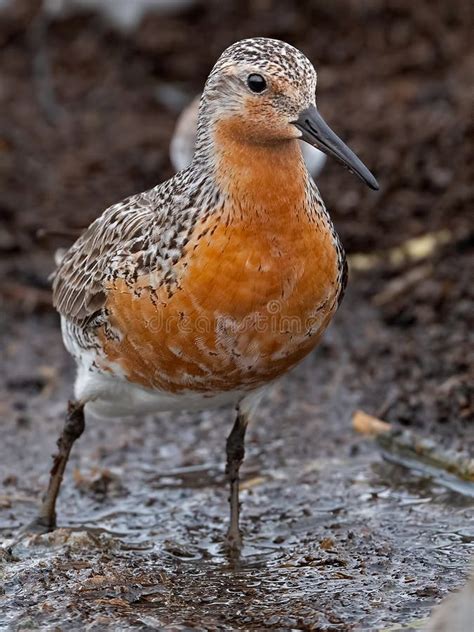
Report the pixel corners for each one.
[22,515,56,536]
[225,528,242,557]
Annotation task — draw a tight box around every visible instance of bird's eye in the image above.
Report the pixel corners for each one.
[247,73,267,93]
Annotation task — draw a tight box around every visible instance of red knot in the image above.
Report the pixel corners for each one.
[29,37,378,551]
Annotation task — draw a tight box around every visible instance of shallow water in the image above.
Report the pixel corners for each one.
[1,435,473,630]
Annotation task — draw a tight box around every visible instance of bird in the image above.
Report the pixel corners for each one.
[170,95,327,176]
[29,37,378,551]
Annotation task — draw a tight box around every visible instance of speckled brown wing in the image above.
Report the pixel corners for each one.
[52,171,207,327]
[52,193,157,325]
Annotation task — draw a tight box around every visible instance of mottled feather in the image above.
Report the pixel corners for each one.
[52,37,348,405]
[52,169,215,325]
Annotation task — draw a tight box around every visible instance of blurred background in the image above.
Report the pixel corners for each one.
[0,1,473,629]
[1,0,471,434]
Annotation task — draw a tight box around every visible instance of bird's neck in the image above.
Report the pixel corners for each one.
[198,117,310,227]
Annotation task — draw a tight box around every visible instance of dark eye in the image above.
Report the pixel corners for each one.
[247,73,267,93]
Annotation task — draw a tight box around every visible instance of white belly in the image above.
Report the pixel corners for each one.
[81,370,246,418]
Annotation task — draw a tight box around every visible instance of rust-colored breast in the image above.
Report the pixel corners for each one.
[98,212,339,394]
[98,134,340,394]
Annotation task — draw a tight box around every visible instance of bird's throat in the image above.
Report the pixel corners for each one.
[213,117,309,226]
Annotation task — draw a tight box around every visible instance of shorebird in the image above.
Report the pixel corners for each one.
[30,38,378,550]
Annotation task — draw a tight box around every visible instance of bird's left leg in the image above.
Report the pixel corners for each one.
[225,408,248,551]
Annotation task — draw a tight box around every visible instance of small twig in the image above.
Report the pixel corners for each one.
[348,229,453,272]
[373,263,432,307]
[352,410,392,436]
[352,410,474,483]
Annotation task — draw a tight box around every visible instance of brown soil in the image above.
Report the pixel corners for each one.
[0,1,473,630]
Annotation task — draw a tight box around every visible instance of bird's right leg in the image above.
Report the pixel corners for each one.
[27,400,85,534]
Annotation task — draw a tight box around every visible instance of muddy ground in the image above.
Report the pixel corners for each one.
[0,1,473,630]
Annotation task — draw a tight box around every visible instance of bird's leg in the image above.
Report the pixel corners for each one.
[225,408,248,551]
[27,400,85,534]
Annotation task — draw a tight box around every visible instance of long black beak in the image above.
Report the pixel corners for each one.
[293,105,379,190]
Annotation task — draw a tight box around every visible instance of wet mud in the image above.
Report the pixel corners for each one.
[0,0,473,630]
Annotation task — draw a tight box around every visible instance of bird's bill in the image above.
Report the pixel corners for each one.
[293,105,379,190]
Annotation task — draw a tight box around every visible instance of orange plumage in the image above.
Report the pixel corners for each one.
[35,38,376,548]
[99,121,340,393]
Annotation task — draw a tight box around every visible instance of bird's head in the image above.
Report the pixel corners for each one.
[198,37,378,190]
